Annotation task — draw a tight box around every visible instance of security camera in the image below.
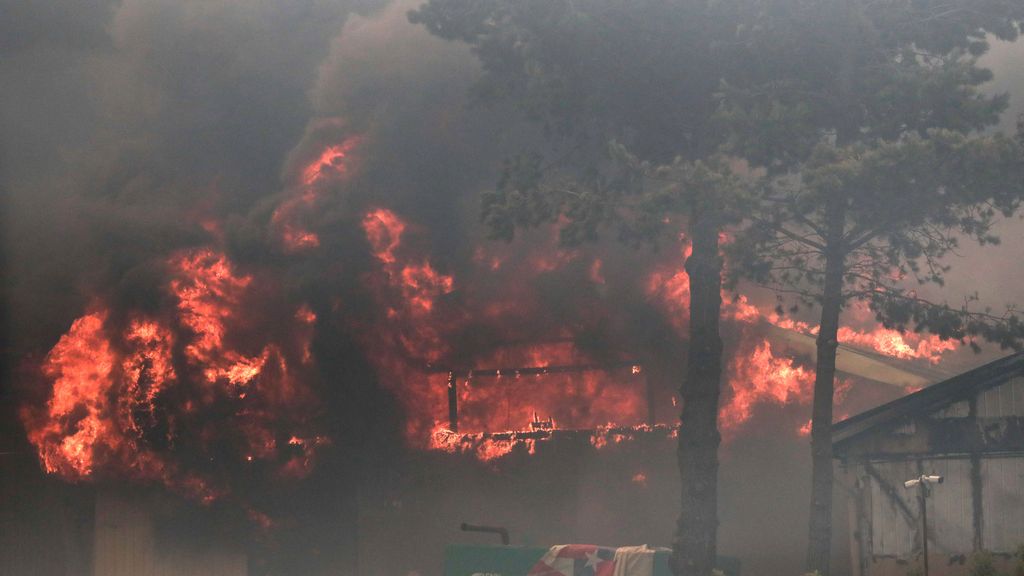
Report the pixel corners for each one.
[905,474,943,489]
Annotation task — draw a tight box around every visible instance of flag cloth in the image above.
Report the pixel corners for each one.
[527,544,662,576]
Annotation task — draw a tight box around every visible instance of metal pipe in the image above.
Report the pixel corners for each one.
[905,474,942,576]
[920,486,930,576]
[460,523,509,545]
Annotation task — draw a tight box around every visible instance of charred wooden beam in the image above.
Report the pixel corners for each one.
[644,367,656,426]
[447,371,458,433]
[434,360,645,435]
[428,360,641,378]
[449,423,677,442]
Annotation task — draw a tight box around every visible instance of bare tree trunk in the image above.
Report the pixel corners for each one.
[672,211,723,576]
[806,197,847,576]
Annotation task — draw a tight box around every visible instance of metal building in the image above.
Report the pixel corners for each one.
[834,353,1024,576]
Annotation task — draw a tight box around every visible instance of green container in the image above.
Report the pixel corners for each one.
[444,545,550,576]
[444,545,740,576]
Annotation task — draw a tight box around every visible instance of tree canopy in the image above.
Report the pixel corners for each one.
[713,3,1024,573]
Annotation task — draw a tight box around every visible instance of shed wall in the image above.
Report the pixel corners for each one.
[862,455,1023,562]
[977,376,1024,419]
[981,456,1024,552]
[93,492,247,576]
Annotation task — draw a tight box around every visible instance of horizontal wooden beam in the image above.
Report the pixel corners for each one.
[427,360,641,378]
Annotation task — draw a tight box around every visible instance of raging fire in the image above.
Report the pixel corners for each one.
[25,134,965,482]
[24,246,327,503]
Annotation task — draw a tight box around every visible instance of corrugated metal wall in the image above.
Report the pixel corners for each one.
[867,455,1024,558]
[869,459,916,557]
[924,459,974,554]
[94,493,154,576]
[869,458,973,558]
[977,376,1024,418]
[93,492,247,576]
[981,457,1024,551]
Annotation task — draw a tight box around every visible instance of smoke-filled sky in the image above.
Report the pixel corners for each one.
[2,2,1024,575]
[2,0,1022,349]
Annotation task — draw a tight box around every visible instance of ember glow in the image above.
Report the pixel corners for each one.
[446,345,649,435]
[430,423,677,462]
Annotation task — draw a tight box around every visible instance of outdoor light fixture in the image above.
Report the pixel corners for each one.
[904,474,944,576]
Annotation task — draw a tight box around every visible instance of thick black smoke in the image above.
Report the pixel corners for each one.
[3,2,1024,576]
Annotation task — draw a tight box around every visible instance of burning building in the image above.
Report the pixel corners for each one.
[834,353,1024,576]
[5,3,1024,576]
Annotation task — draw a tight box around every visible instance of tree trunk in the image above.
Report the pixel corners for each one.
[806,197,847,576]
[672,211,723,576]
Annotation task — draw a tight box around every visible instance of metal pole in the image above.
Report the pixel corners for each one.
[905,474,941,576]
[920,483,930,576]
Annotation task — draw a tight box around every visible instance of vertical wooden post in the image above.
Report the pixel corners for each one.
[447,370,458,432]
[645,367,656,427]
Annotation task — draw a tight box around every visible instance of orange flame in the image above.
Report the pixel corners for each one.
[31,312,117,477]
[645,240,959,436]
[26,247,327,501]
[300,139,359,186]
[272,136,362,253]
[363,208,406,266]
[720,340,815,433]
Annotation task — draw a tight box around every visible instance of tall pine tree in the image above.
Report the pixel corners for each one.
[717,2,1024,573]
[410,2,747,574]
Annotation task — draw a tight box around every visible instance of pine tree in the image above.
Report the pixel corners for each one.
[410,2,748,574]
[717,3,1024,574]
